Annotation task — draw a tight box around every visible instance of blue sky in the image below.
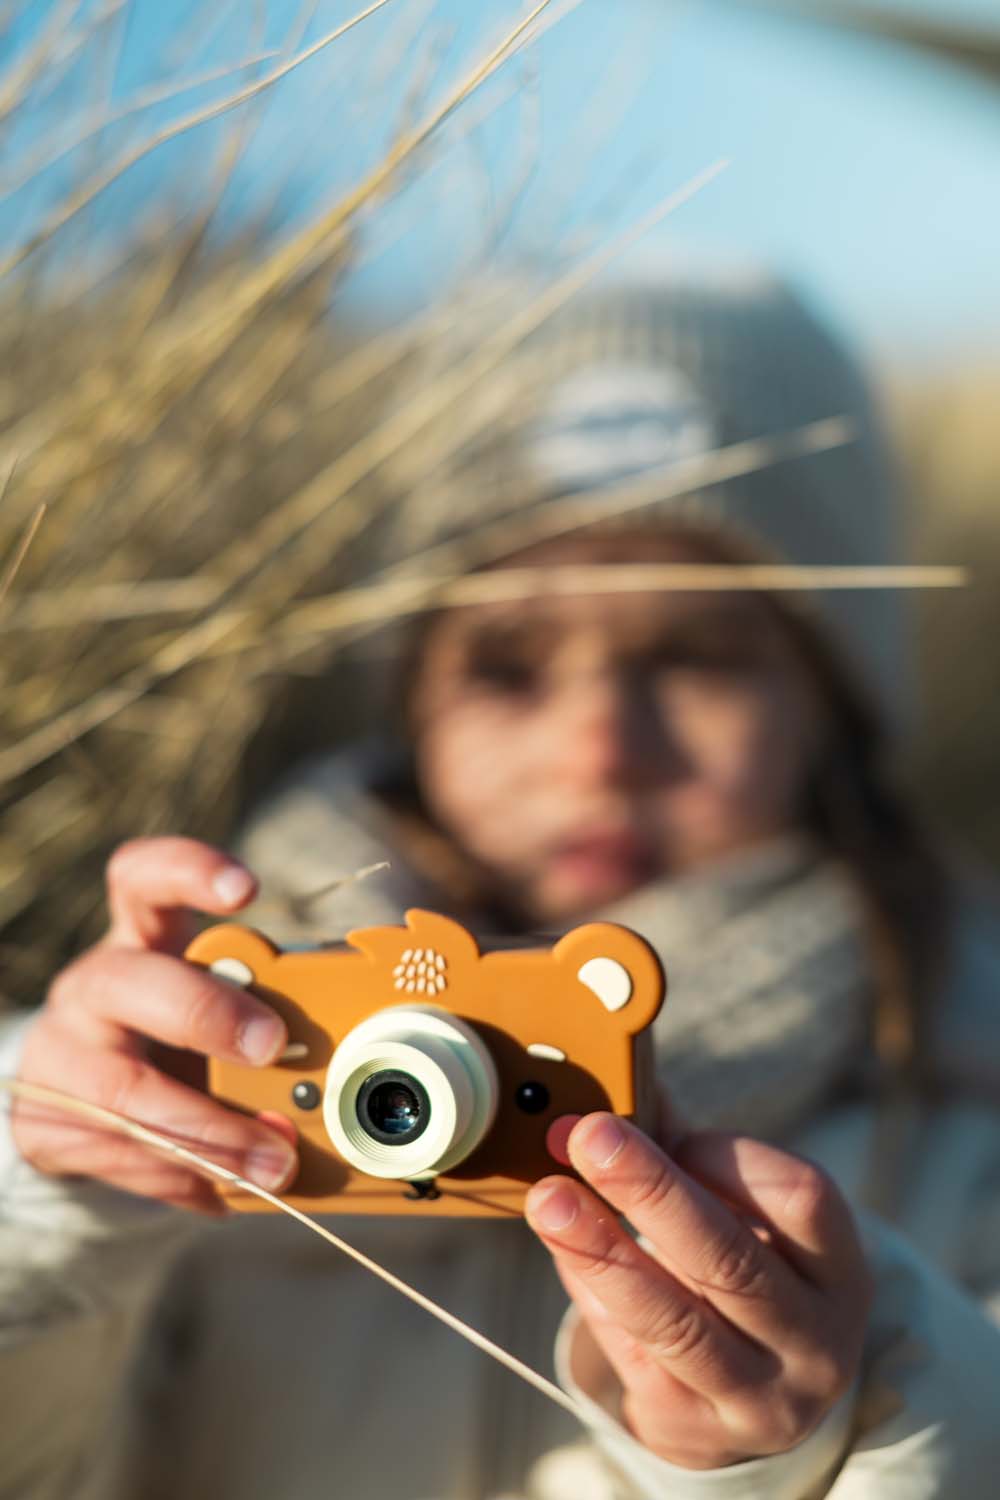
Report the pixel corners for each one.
[4,0,999,365]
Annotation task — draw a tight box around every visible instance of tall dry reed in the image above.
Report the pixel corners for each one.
[1,2,995,1005]
[0,1,581,998]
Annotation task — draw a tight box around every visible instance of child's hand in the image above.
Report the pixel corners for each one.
[13,837,299,1213]
[526,1113,871,1470]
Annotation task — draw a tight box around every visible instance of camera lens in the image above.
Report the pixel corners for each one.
[323,1006,499,1180]
[356,1070,430,1146]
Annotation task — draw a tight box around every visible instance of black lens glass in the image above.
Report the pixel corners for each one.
[356,1070,431,1146]
[370,1083,420,1135]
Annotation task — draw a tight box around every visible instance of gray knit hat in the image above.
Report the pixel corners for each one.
[380,265,907,715]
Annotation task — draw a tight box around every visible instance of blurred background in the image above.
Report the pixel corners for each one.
[1,0,998,998]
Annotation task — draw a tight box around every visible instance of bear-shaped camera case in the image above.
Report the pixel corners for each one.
[186,910,665,1217]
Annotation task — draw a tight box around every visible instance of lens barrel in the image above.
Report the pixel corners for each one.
[323,1006,499,1181]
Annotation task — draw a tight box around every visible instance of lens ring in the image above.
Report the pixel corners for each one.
[332,1042,461,1177]
[355,1069,431,1146]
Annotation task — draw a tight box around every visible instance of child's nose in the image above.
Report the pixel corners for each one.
[553,674,669,787]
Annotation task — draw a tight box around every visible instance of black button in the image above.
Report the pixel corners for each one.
[292,1080,321,1111]
[515,1081,550,1114]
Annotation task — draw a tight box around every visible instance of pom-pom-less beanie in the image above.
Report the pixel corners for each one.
[381,266,908,718]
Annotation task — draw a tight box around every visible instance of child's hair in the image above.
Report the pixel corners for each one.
[787,604,953,1086]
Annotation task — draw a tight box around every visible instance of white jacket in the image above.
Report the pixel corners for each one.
[2,748,1000,1498]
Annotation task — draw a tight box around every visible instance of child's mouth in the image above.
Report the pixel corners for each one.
[548,829,655,898]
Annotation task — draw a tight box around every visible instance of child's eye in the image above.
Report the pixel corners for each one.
[464,648,540,695]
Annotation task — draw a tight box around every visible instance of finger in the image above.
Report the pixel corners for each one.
[566,1114,820,1347]
[673,1133,870,1297]
[56,1156,225,1216]
[160,1181,230,1216]
[257,1111,298,1149]
[50,947,287,1066]
[104,837,257,952]
[556,1264,734,1468]
[525,1172,770,1401]
[62,1157,228,1216]
[15,1037,298,1194]
[546,1083,687,1167]
[556,1259,699,1410]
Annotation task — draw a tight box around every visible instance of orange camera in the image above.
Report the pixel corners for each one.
[185,910,665,1217]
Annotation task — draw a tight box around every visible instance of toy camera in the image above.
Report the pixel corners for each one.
[186,909,665,1216]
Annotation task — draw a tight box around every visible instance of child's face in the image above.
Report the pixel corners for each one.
[410,535,825,925]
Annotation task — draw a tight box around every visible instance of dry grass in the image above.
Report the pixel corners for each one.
[0,0,580,1000]
[0,248,389,998]
[887,370,1000,870]
[0,1,724,997]
[1,2,994,1005]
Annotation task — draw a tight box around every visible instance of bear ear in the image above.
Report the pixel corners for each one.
[185,925,280,988]
[553,922,666,1034]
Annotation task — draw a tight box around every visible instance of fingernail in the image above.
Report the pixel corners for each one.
[245,1141,298,1191]
[238,1014,286,1065]
[213,865,256,907]
[526,1183,579,1232]
[575,1115,626,1169]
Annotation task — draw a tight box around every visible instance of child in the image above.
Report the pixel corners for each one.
[3,269,1000,1498]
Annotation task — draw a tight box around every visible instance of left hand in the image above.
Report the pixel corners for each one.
[525,1113,871,1470]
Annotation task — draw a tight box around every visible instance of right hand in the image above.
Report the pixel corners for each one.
[13,837,299,1214]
